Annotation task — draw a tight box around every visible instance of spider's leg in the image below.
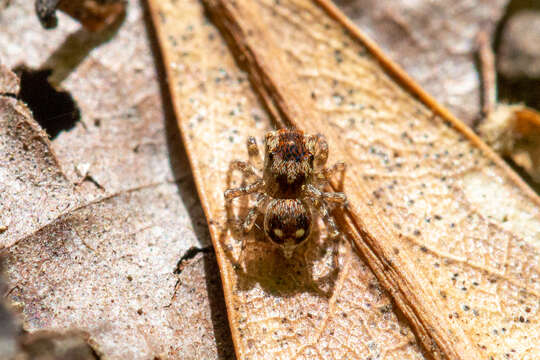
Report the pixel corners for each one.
[242,193,268,232]
[235,193,268,264]
[304,186,339,237]
[316,199,340,239]
[224,157,262,200]
[322,162,346,179]
[307,185,348,273]
[247,136,263,170]
[320,191,347,206]
[304,184,347,208]
[224,179,264,200]
[312,196,346,275]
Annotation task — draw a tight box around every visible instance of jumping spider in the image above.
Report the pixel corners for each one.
[225,129,347,259]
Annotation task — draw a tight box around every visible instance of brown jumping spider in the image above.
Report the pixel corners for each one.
[225,129,347,259]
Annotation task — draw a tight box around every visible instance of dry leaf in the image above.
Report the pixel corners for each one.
[1,1,232,358]
[13,331,100,360]
[498,9,540,80]
[335,0,509,125]
[0,64,77,249]
[150,0,540,359]
[0,261,18,359]
[149,0,425,359]
[2,0,540,359]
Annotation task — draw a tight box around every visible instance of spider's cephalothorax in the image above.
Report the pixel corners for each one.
[225,129,346,259]
[264,130,314,199]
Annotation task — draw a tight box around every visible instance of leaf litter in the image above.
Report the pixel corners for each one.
[0,0,539,359]
[334,0,510,125]
[0,0,232,358]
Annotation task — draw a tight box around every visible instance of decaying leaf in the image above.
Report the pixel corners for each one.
[150,0,540,359]
[496,7,540,115]
[1,1,232,358]
[498,9,540,80]
[14,330,100,360]
[335,0,510,125]
[474,9,540,191]
[0,64,77,249]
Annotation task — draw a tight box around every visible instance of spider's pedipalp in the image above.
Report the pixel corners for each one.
[306,133,329,169]
[247,136,263,169]
[322,162,346,180]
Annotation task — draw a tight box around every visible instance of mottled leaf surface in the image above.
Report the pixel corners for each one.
[149,0,425,359]
[0,1,230,358]
[335,0,509,125]
[151,0,540,359]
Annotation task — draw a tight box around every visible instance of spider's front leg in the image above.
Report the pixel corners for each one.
[307,133,346,191]
[306,133,329,169]
[316,162,347,191]
[224,178,264,200]
[321,162,346,180]
[224,136,264,201]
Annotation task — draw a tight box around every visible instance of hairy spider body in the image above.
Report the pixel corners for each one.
[264,130,313,199]
[225,129,346,259]
[264,199,313,258]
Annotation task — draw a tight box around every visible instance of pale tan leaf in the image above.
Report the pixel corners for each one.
[148,0,428,359]
[151,0,540,359]
[209,0,540,358]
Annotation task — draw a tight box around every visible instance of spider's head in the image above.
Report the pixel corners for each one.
[263,199,312,258]
[264,129,314,198]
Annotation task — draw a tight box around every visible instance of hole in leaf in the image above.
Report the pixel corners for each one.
[13,66,80,139]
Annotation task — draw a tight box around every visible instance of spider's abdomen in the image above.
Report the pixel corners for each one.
[264,199,312,247]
